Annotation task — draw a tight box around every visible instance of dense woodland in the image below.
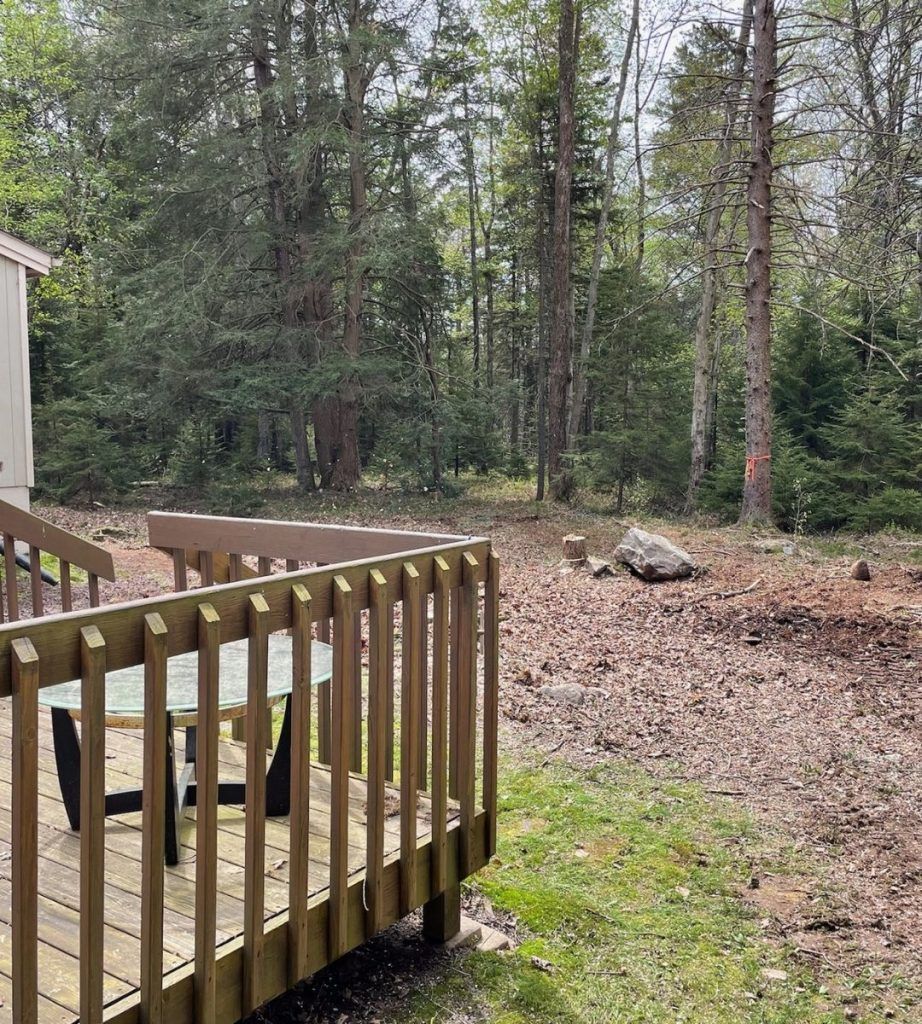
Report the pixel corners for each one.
[2,0,920,532]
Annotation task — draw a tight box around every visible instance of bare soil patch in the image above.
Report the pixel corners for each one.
[36,497,921,998]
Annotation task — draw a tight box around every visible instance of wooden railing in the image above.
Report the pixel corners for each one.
[0,515,499,1023]
[0,498,116,620]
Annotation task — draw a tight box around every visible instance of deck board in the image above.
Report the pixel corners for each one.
[0,706,453,1023]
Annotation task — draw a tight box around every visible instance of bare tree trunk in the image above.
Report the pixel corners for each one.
[547,0,579,500]
[568,0,638,442]
[462,84,481,378]
[633,19,646,270]
[740,0,776,524]
[535,136,549,501]
[331,0,371,491]
[687,0,753,510]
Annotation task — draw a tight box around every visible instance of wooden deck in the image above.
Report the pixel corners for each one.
[0,706,458,1023]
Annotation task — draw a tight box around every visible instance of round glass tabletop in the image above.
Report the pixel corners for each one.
[38,635,333,717]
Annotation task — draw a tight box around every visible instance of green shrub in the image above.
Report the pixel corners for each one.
[848,486,922,533]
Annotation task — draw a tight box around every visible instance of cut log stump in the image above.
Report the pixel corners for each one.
[562,535,587,564]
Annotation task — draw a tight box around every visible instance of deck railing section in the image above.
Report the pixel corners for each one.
[0,514,499,1024]
[0,498,115,621]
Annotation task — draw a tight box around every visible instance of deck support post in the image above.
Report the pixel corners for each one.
[422,883,461,944]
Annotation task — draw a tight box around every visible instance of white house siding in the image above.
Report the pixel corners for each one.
[0,254,34,509]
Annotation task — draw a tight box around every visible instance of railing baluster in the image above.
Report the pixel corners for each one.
[400,562,421,915]
[484,551,500,857]
[366,569,388,935]
[172,548,188,591]
[448,584,459,799]
[431,557,450,895]
[288,584,312,984]
[195,603,220,1023]
[244,594,270,1013]
[28,544,43,617]
[416,590,428,790]
[385,601,395,781]
[79,626,106,1023]
[258,555,271,576]
[229,553,244,582]
[458,553,479,877]
[60,559,73,612]
[350,612,362,773]
[199,551,215,588]
[3,532,19,621]
[329,576,354,959]
[318,617,332,765]
[88,572,100,608]
[141,613,168,1024]
[11,637,38,1024]
[285,558,299,572]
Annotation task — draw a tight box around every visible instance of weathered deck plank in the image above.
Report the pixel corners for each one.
[0,705,458,1024]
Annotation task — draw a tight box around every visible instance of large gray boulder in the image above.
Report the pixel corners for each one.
[614,527,697,581]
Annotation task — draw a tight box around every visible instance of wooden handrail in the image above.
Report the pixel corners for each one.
[148,511,469,565]
[0,499,115,581]
[2,523,500,1024]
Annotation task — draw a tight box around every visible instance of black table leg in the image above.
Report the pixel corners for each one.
[50,697,295,864]
[51,707,82,831]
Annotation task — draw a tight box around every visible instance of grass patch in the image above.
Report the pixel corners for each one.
[408,759,876,1024]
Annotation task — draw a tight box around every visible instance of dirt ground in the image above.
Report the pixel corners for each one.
[38,497,922,1006]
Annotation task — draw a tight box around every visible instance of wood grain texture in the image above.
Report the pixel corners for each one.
[431,557,450,894]
[458,553,479,878]
[79,625,106,1024]
[59,560,72,613]
[288,585,312,985]
[28,545,42,617]
[195,604,220,1023]
[11,637,39,1024]
[0,539,490,696]
[366,570,388,935]
[0,498,115,580]
[140,614,168,1024]
[243,594,269,1013]
[400,562,421,916]
[483,551,500,857]
[329,577,354,959]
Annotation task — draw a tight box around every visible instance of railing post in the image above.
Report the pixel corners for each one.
[195,603,220,1023]
[430,555,450,895]
[484,551,500,857]
[459,552,479,878]
[141,613,168,1024]
[243,594,270,1013]
[288,584,312,984]
[400,562,422,915]
[80,625,106,1024]
[11,637,38,1024]
[366,569,388,935]
[4,532,20,621]
[329,575,354,959]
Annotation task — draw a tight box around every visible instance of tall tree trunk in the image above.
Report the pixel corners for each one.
[740,0,776,524]
[535,135,549,501]
[462,84,481,378]
[686,0,753,510]
[331,0,370,491]
[633,20,646,269]
[251,3,315,491]
[547,0,579,500]
[568,0,638,442]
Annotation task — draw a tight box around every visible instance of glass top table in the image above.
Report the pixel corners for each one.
[40,635,334,864]
[39,634,333,717]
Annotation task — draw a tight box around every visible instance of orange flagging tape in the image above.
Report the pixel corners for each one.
[745,454,771,481]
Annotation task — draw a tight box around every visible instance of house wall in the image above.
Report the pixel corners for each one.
[0,254,33,510]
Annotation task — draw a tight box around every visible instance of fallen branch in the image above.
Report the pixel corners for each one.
[695,578,763,602]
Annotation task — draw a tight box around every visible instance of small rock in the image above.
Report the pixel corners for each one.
[614,527,697,581]
[761,968,788,982]
[587,556,614,578]
[850,558,871,581]
[539,683,588,705]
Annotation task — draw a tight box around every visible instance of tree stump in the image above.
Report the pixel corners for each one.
[562,535,587,565]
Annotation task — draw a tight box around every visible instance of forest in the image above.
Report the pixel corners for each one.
[2,0,920,534]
